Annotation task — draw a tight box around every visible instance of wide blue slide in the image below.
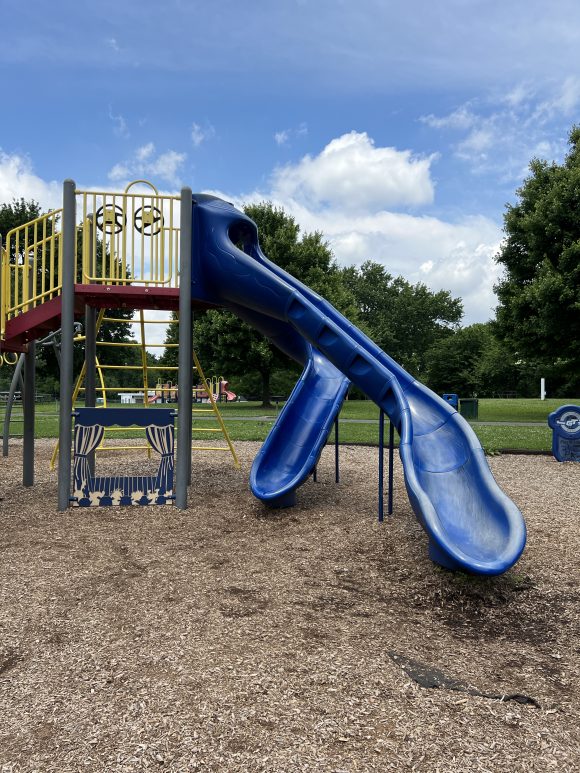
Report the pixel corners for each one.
[192,195,526,575]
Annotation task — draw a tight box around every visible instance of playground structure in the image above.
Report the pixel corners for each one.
[0,179,527,575]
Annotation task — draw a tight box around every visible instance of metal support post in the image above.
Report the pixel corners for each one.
[176,187,193,509]
[334,416,340,483]
[3,354,24,456]
[378,408,385,522]
[84,217,96,476]
[187,312,193,485]
[388,420,395,516]
[22,339,36,486]
[57,179,76,511]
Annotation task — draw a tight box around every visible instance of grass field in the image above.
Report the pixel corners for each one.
[2,397,576,453]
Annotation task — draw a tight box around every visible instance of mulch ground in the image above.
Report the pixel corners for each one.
[0,440,578,772]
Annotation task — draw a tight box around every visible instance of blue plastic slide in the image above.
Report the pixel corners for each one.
[192,195,526,575]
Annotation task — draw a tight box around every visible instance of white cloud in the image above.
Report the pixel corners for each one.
[456,127,494,161]
[0,151,61,210]
[274,130,290,146]
[271,131,436,211]
[108,143,186,186]
[274,123,308,146]
[424,78,578,179]
[211,132,503,324]
[130,308,173,353]
[108,107,130,139]
[105,37,120,53]
[191,122,215,147]
[533,76,580,123]
[421,105,476,131]
[148,150,186,181]
[135,142,154,161]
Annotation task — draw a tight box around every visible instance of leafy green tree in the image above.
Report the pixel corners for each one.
[342,260,463,380]
[495,126,580,395]
[426,322,520,396]
[0,199,44,253]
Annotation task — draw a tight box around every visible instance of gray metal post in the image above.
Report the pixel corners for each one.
[22,339,36,486]
[187,312,193,485]
[84,217,96,476]
[176,187,193,509]
[3,353,24,456]
[388,421,395,516]
[57,179,76,511]
[378,408,384,522]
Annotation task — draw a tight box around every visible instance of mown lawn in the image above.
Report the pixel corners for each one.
[1,397,573,453]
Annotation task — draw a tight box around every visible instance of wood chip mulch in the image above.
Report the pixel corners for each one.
[0,440,578,772]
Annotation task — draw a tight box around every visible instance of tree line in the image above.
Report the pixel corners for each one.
[2,127,579,402]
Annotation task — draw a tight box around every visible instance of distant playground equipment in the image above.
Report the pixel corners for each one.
[195,376,237,403]
[0,180,527,575]
[154,375,236,403]
[548,405,580,462]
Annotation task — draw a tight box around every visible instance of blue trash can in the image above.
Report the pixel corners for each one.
[442,393,459,410]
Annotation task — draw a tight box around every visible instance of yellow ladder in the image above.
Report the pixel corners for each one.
[50,311,239,469]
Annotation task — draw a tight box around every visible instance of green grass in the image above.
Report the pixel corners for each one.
[218,420,551,453]
[1,397,569,452]
[476,397,578,423]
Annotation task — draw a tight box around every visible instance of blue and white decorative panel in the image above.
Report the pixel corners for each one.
[548,404,580,462]
[72,407,175,507]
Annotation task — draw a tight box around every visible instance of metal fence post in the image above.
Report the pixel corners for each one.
[57,179,76,511]
[176,187,193,509]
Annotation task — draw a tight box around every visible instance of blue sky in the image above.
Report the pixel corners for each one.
[2,0,580,328]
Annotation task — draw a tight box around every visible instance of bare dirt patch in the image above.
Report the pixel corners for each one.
[0,440,578,771]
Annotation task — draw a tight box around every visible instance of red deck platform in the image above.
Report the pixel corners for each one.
[1,285,215,352]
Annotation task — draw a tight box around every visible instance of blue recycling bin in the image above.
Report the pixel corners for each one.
[548,405,580,462]
[442,393,459,410]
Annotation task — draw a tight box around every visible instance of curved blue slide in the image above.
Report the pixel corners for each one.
[192,195,526,575]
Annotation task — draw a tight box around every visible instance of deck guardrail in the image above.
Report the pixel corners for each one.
[1,180,181,341]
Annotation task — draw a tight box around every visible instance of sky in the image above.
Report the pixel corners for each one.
[1,0,580,342]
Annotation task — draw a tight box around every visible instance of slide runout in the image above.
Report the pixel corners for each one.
[251,350,350,506]
[225,301,350,506]
[195,198,526,575]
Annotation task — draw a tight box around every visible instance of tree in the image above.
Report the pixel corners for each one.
[163,202,358,406]
[0,199,44,251]
[426,322,520,396]
[341,261,463,380]
[495,126,580,395]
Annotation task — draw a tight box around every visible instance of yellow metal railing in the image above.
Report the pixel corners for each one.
[1,209,63,338]
[78,180,180,288]
[1,180,181,343]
